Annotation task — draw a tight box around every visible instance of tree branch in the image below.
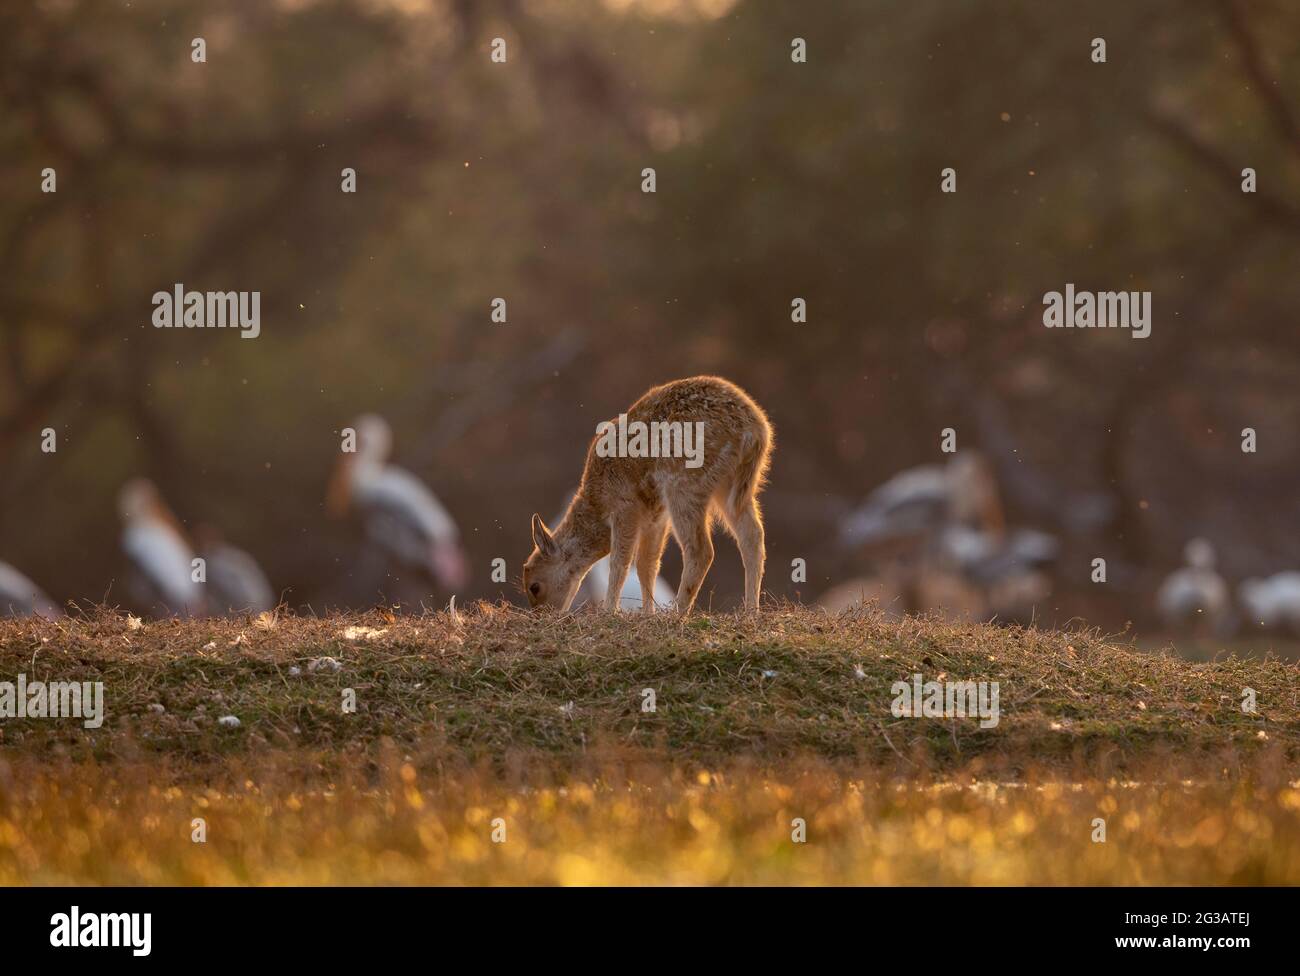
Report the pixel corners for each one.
[1217,0,1300,157]
[1143,109,1300,235]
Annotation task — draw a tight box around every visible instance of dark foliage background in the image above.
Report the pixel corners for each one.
[2,0,1298,629]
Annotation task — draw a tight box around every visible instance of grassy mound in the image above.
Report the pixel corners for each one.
[1,604,1295,772]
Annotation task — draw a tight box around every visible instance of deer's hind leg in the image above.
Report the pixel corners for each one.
[720,496,766,610]
[667,495,714,615]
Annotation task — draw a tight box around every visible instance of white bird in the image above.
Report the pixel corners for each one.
[1156,538,1230,634]
[118,478,206,617]
[937,524,1001,571]
[194,525,275,615]
[1238,572,1300,636]
[577,555,676,611]
[0,560,60,618]
[328,414,468,591]
[553,494,675,611]
[840,450,1004,549]
[839,464,947,548]
[941,525,1058,581]
[838,451,1052,623]
[935,524,1056,624]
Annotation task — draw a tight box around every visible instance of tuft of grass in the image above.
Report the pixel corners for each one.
[0,603,1295,772]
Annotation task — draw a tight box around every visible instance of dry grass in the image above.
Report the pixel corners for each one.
[0,604,1294,770]
[1,605,1297,884]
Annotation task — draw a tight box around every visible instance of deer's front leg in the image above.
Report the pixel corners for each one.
[605,517,637,611]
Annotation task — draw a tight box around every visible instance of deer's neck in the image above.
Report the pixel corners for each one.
[560,495,611,563]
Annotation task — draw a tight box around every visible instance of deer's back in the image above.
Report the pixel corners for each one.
[627,376,768,437]
[580,376,771,503]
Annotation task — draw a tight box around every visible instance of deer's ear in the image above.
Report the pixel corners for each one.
[531,513,556,554]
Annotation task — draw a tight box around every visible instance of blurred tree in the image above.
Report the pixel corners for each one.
[1,0,1297,624]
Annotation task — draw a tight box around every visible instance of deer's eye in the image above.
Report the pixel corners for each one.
[529,582,541,597]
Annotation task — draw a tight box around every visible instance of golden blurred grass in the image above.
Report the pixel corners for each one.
[1,605,1297,883]
[2,750,1299,884]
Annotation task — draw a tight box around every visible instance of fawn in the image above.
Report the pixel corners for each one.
[525,376,773,614]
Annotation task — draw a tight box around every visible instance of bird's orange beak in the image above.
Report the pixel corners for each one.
[326,455,354,518]
[148,492,193,546]
[981,484,1006,538]
[432,542,470,590]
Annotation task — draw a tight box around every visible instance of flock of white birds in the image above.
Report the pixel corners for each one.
[819,451,1300,640]
[2,435,1298,638]
[0,413,467,620]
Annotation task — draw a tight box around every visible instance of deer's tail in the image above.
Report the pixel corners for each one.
[730,424,772,513]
